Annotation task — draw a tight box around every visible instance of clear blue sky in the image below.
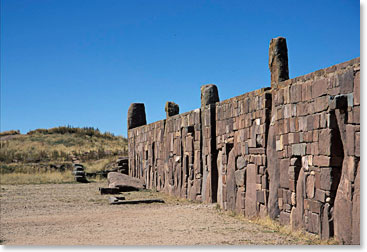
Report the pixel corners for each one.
[1,0,360,137]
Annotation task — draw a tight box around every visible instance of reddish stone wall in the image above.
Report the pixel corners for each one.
[214,88,271,218]
[128,57,360,244]
[269,58,360,244]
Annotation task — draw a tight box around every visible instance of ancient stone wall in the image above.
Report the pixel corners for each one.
[268,58,360,244]
[127,56,359,244]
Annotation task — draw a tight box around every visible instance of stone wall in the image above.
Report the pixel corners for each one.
[127,55,359,244]
[268,58,360,244]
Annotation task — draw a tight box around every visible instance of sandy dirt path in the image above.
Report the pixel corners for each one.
[1,182,306,245]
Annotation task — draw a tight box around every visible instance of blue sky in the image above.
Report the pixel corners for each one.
[1,0,360,136]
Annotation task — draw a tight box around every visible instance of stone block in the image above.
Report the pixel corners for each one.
[245,164,257,217]
[269,37,289,86]
[308,212,320,234]
[313,155,331,167]
[320,168,332,191]
[280,159,290,188]
[290,84,302,103]
[127,103,147,129]
[315,189,326,203]
[312,78,328,98]
[256,174,262,184]
[236,156,247,170]
[201,84,220,106]
[354,71,360,105]
[315,96,329,113]
[280,211,290,225]
[235,169,246,187]
[165,101,179,117]
[306,175,315,199]
[346,125,355,156]
[318,129,331,156]
[353,106,360,124]
[256,190,265,204]
[339,68,354,94]
[321,203,332,240]
[292,143,306,156]
[302,82,312,101]
[355,132,360,157]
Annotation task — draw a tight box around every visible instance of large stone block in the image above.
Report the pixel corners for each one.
[339,68,354,94]
[280,211,290,226]
[279,159,289,188]
[352,161,360,244]
[313,155,331,167]
[346,125,355,156]
[235,169,246,186]
[318,129,331,156]
[226,149,236,211]
[311,78,328,98]
[320,168,332,191]
[245,164,257,217]
[354,71,360,105]
[291,143,306,156]
[165,101,179,117]
[127,103,147,129]
[236,156,247,170]
[269,37,289,86]
[201,84,219,106]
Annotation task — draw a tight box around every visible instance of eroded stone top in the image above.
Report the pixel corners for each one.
[201,84,219,107]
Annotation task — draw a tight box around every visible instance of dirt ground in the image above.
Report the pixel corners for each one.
[1,182,312,245]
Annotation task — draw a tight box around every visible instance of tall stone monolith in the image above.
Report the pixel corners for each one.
[127,103,147,129]
[269,37,289,87]
[201,84,219,106]
[165,101,179,118]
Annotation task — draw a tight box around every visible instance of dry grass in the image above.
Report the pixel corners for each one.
[215,207,340,245]
[0,171,108,185]
[0,132,127,164]
[0,171,75,185]
[84,157,115,173]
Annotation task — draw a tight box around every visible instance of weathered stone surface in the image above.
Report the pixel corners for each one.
[108,172,145,190]
[269,37,289,86]
[226,149,236,211]
[280,211,290,226]
[279,159,289,188]
[267,116,280,219]
[339,68,354,94]
[321,203,332,240]
[334,176,353,244]
[217,150,224,209]
[165,101,179,118]
[128,103,147,129]
[293,169,305,230]
[306,175,315,199]
[236,156,247,170]
[292,143,306,156]
[352,161,360,244]
[354,71,360,105]
[128,52,359,244]
[245,164,257,218]
[313,155,330,167]
[235,169,246,187]
[201,84,219,106]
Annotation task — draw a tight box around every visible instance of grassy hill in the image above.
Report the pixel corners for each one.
[0,126,128,184]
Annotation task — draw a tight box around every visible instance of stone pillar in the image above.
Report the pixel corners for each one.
[201,84,219,106]
[269,37,289,87]
[165,101,179,118]
[127,103,147,129]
